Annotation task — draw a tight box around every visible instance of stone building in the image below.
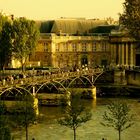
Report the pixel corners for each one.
[29,18,137,69]
[110,29,136,68]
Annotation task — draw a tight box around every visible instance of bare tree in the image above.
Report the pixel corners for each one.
[11,94,37,140]
[101,101,134,140]
[58,95,92,140]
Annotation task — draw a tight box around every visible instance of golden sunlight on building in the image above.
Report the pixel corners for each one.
[28,18,137,69]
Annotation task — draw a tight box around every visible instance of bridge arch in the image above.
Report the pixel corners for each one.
[67,75,94,88]
[0,68,107,98]
[36,80,69,94]
[0,86,33,100]
[59,77,76,87]
[92,71,104,84]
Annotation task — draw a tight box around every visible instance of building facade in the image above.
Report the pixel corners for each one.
[28,18,137,69]
[110,30,136,67]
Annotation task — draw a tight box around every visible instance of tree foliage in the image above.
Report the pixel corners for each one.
[101,101,134,140]
[0,13,39,70]
[0,13,13,69]
[120,0,140,41]
[58,95,92,140]
[12,17,39,71]
[11,94,37,140]
[0,13,8,32]
[0,101,11,140]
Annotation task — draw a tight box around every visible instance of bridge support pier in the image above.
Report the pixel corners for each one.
[33,86,39,115]
[91,86,96,99]
[33,97,39,115]
[114,69,127,85]
[65,91,71,106]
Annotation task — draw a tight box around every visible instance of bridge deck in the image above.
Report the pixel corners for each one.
[0,68,103,86]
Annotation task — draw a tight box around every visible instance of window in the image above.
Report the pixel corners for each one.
[102,42,107,51]
[44,46,48,52]
[56,44,59,52]
[82,43,86,52]
[64,43,68,52]
[44,43,48,52]
[101,59,107,66]
[72,43,77,52]
[92,42,96,51]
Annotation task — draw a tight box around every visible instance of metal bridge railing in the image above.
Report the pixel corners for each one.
[0,68,104,89]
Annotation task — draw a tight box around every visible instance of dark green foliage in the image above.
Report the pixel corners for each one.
[0,101,11,140]
[0,101,6,114]
[0,13,39,71]
[0,13,13,70]
[0,127,11,140]
[120,0,140,41]
[101,101,134,140]
[12,17,39,71]
[11,95,37,140]
[12,96,36,126]
[0,13,8,32]
[58,95,92,140]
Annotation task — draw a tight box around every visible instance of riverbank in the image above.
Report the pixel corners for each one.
[96,84,140,98]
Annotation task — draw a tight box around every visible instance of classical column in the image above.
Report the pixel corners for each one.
[121,43,124,66]
[111,43,117,66]
[110,44,114,60]
[114,44,116,62]
[118,43,122,65]
[130,43,134,66]
[133,44,136,66]
[125,43,128,66]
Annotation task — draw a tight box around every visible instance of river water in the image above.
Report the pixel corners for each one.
[12,97,140,140]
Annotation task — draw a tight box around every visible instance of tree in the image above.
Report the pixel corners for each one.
[0,101,11,140]
[120,0,140,41]
[58,95,92,140]
[0,13,8,32]
[0,13,13,70]
[12,17,39,71]
[101,101,134,140]
[11,94,37,140]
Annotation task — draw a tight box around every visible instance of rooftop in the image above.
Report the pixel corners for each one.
[37,18,119,35]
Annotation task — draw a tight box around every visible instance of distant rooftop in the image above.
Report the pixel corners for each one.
[36,18,119,35]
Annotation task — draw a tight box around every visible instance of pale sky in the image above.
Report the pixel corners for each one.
[0,0,125,20]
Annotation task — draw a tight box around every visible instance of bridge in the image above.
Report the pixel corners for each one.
[0,68,104,94]
[0,68,105,107]
[1,66,135,112]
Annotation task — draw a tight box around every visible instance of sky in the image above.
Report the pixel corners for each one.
[0,0,125,20]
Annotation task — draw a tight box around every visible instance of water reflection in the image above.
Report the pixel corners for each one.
[12,97,140,140]
[92,98,96,109]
